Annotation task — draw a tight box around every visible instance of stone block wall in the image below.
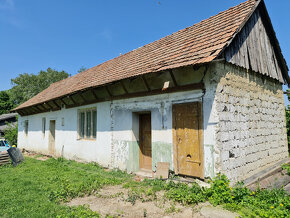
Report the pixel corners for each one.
[213,63,288,182]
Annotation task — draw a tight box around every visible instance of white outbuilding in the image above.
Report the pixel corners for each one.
[14,0,289,182]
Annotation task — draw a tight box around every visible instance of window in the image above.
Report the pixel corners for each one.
[42,118,46,136]
[24,120,29,135]
[78,108,97,139]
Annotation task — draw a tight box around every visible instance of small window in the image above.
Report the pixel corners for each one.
[78,108,97,139]
[24,120,29,135]
[42,118,46,136]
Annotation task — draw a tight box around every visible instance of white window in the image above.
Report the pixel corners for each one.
[78,108,96,139]
[42,118,46,137]
[24,120,29,135]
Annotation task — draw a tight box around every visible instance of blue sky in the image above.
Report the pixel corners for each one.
[0,0,289,104]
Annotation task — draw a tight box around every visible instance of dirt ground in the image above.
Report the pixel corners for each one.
[67,185,196,217]
[67,185,238,218]
[22,150,50,161]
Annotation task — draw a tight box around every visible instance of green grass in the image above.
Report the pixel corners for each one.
[0,157,131,217]
[1,157,289,217]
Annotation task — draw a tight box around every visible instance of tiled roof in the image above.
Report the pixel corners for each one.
[15,0,258,110]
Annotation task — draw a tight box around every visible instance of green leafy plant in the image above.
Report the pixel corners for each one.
[3,117,18,146]
[206,173,233,206]
[282,163,290,175]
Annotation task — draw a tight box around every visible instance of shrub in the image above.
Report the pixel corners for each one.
[3,118,18,146]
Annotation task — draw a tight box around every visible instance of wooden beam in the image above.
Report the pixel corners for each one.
[18,110,25,116]
[22,108,29,115]
[67,95,77,105]
[26,107,35,114]
[44,102,52,110]
[36,105,44,111]
[32,106,41,113]
[48,101,57,108]
[52,100,61,108]
[141,76,151,91]
[78,92,86,102]
[120,81,128,94]
[65,82,204,109]
[90,89,99,100]
[169,70,178,87]
[105,86,112,98]
[59,98,67,107]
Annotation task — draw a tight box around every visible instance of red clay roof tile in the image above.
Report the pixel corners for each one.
[15,0,257,110]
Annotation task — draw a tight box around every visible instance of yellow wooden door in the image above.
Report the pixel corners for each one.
[173,102,203,178]
[139,114,152,171]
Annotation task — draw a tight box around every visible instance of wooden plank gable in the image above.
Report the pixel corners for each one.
[223,4,286,83]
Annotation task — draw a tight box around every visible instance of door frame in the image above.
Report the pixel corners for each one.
[138,112,152,171]
[48,120,56,156]
[172,101,204,179]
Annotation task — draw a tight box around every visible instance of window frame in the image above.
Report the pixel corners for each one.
[42,117,46,137]
[77,108,97,140]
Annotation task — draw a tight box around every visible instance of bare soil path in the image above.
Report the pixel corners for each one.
[67,185,238,218]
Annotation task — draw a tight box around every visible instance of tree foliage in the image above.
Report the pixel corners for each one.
[4,118,18,146]
[9,68,69,106]
[77,66,87,73]
[0,91,13,115]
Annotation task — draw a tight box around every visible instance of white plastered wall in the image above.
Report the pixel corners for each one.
[17,66,218,177]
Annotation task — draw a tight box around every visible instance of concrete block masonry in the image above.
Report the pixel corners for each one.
[213,62,288,182]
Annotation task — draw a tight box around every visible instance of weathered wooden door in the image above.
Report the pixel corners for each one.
[172,102,203,178]
[139,114,152,171]
[48,120,56,155]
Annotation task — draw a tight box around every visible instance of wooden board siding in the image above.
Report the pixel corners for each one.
[139,114,152,171]
[172,102,204,179]
[0,153,10,166]
[224,8,284,83]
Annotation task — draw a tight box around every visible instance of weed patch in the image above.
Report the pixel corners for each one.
[124,173,290,217]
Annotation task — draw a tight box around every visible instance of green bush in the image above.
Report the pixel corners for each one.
[125,173,290,217]
[3,118,18,146]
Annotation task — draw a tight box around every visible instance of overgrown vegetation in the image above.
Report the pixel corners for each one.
[124,174,290,217]
[282,163,290,176]
[0,157,289,217]
[3,117,18,146]
[0,157,131,217]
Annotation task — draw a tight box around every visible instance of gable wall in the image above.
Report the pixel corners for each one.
[224,7,284,83]
[213,62,288,182]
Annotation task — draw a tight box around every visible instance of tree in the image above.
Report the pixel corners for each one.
[0,91,13,115]
[10,68,69,105]
[78,66,87,73]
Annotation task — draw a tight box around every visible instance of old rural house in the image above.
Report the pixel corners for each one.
[13,0,289,182]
